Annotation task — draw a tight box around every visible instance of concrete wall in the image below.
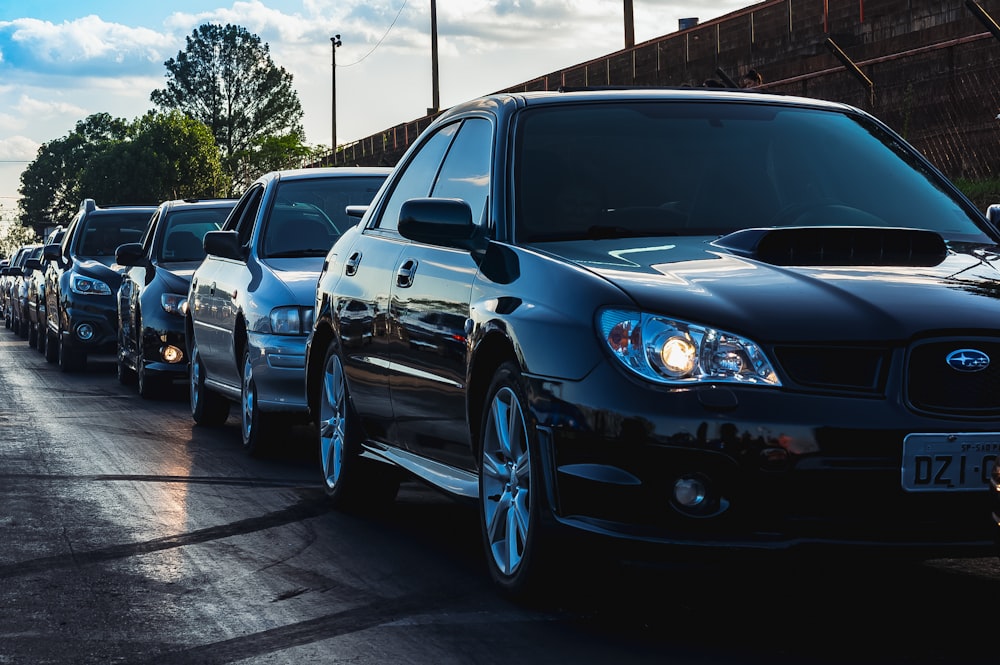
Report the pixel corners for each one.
[319,0,1000,181]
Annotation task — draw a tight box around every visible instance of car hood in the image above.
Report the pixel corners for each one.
[262,257,325,305]
[75,257,127,288]
[537,233,1000,342]
[154,263,197,294]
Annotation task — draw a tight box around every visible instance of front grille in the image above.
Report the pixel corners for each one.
[907,338,1000,417]
[773,345,888,392]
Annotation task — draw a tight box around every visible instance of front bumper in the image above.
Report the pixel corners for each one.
[246,331,309,413]
[526,362,997,557]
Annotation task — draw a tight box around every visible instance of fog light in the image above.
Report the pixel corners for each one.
[161,345,184,364]
[75,323,95,341]
[673,476,707,507]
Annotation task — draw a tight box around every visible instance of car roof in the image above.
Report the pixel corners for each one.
[438,86,858,119]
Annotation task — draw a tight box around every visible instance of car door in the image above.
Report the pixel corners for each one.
[192,185,263,385]
[387,116,493,471]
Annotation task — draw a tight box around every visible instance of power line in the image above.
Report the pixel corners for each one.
[339,0,409,68]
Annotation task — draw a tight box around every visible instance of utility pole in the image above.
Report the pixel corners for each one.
[429,0,440,115]
[331,34,341,163]
[624,0,635,48]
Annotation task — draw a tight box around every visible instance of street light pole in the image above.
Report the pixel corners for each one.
[331,34,341,164]
[430,0,439,114]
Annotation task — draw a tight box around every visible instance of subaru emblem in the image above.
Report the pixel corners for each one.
[945,349,990,372]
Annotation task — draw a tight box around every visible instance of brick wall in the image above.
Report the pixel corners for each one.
[317,0,1000,181]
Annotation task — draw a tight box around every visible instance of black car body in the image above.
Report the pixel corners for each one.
[43,199,156,371]
[11,244,44,341]
[305,87,1000,597]
[24,227,65,352]
[8,245,42,339]
[116,198,238,398]
[2,244,35,331]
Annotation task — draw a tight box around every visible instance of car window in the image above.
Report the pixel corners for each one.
[159,207,233,262]
[261,176,387,258]
[228,185,265,248]
[429,117,492,226]
[514,101,991,243]
[77,213,152,258]
[373,122,458,233]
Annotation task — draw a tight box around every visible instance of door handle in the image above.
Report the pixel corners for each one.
[396,259,418,288]
[345,252,361,277]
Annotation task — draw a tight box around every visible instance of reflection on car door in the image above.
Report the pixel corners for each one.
[193,185,263,384]
[386,116,493,471]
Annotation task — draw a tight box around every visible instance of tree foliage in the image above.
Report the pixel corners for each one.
[17,114,129,233]
[150,23,307,193]
[80,111,224,204]
[17,112,224,234]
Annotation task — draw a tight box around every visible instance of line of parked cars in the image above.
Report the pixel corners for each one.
[5,86,1000,600]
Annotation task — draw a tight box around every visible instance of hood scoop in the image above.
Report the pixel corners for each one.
[712,226,948,267]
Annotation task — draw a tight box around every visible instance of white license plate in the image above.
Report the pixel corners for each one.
[901,433,1000,492]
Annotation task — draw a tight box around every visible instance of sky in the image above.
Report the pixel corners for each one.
[0,0,747,212]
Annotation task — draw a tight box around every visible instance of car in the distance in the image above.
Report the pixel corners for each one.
[24,226,65,352]
[305,87,1000,599]
[116,198,238,398]
[43,199,156,371]
[11,244,44,341]
[2,244,36,332]
[185,167,391,454]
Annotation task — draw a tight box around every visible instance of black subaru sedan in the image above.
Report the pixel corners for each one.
[305,87,1000,598]
[115,197,237,398]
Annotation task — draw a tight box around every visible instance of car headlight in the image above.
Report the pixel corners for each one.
[598,309,781,386]
[268,306,314,335]
[161,293,186,316]
[70,275,112,296]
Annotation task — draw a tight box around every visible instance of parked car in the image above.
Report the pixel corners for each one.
[10,244,44,340]
[115,198,238,398]
[24,226,65,351]
[43,199,156,371]
[304,87,1000,598]
[2,244,39,333]
[186,167,391,453]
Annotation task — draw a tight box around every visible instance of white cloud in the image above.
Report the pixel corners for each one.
[0,135,40,161]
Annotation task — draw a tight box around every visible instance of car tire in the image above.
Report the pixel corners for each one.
[189,340,229,426]
[36,324,46,354]
[44,329,58,363]
[479,361,556,599]
[27,321,37,348]
[58,334,86,373]
[240,349,274,455]
[319,341,400,509]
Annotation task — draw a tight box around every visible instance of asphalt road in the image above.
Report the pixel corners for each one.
[1,330,999,665]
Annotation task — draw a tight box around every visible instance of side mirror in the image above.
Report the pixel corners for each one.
[24,258,41,272]
[398,197,487,252]
[988,204,1000,227]
[42,243,63,265]
[203,230,245,261]
[115,242,146,268]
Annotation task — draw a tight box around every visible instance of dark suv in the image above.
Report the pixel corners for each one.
[43,199,156,371]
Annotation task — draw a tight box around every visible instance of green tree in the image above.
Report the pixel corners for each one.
[80,111,224,203]
[17,113,129,233]
[18,112,224,233]
[150,23,307,193]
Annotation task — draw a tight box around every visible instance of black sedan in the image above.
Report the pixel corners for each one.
[305,87,1000,598]
[116,198,237,398]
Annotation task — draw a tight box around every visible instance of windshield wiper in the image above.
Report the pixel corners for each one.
[267,248,329,258]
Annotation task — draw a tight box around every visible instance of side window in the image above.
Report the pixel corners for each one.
[227,185,264,247]
[430,117,492,226]
[373,123,458,233]
[142,211,161,251]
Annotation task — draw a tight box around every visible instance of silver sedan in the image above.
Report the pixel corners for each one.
[186,166,391,454]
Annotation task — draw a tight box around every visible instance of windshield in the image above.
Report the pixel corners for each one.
[514,101,992,244]
[158,207,232,263]
[262,176,386,258]
[78,213,151,258]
